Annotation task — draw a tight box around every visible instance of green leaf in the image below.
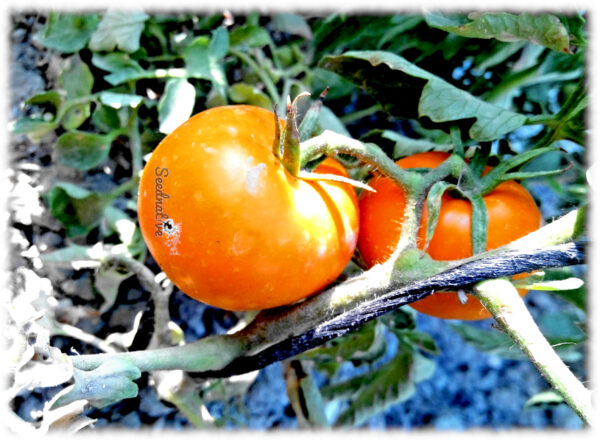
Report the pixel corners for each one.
[272,13,313,40]
[537,311,586,346]
[322,51,528,142]
[400,330,440,356]
[316,105,350,137]
[285,361,329,428]
[483,45,583,108]
[229,24,272,48]
[425,12,573,54]
[92,104,122,132]
[58,55,94,130]
[102,206,146,258]
[91,52,147,85]
[34,12,100,53]
[548,82,587,145]
[141,128,166,155]
[25,90,63,110]
[360,129,452,160]
[420,81,526,142]
[515,277,584,292]
[449,322,527,359]
[103,206,139,245]
[312,15,401,61]
[377,18,437,56]
[273,45,295,68]
[88,11,149,53]
[11,118,58,143]
[535,268,587,311]
[450,322,582,362]
[63,104,92,131]
[55,131,113,170]
[473,41,528,73]
[184,36,211,79]
[229,83,272,109]
[328,349,435,427]
[377,15,424,49]
[59,55,94,99]
[94,266,131,312]
[40,243,106,268]
[44,182,113,237]
[98,92,144,109]
[559,13,587,48]
[297,320,386,375]
[54,359,141,409]
[158,78,196,134]
[210,26,230,60]
[524,390,565,408]
[184,27,229,99]
[310,67,356,101]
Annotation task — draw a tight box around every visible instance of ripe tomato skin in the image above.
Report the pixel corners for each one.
[358,151,541,320]
[138,105,359,311]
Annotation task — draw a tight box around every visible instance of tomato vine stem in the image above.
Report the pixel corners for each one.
[127,106,143,178]
[300,130,424,254]
[474,278,594,426]
[70,209,585,378]
[230,48,281,105]
[300,132,477,257]
[450,126,464,158]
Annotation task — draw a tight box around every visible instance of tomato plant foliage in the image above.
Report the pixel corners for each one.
[9,10,588,430]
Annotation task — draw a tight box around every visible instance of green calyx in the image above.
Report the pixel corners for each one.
[415,136,565,260]
[274,92,318,177]
[281,96,302,176]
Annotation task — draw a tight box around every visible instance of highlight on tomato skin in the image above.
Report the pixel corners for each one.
[137,105,359,311]
[357,151,542,321]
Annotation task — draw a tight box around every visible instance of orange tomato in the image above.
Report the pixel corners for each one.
[138,105,359,311]
[358,151,541,320]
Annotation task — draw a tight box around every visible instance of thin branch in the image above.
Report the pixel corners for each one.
[229,48,280,105]
[191,241,584,379]
[474,278,594,426]
[127,107,143,178]
[71,209,586,381]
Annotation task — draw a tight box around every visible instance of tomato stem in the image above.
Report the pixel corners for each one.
[127,106,143,178]
[300,130,416,189]
[479,145,559,195]
[450,126,464,158]
[300,130,427,253]
[300,133,480,257]
[474,278,594,426]
[465,194,488,255]
[338,104,380,125]
[69,208,585,377]
[230,48,281,105]
[106,178,137,200]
